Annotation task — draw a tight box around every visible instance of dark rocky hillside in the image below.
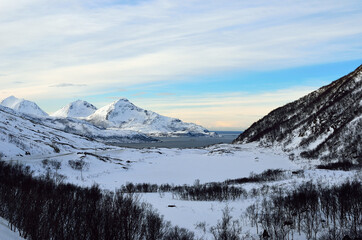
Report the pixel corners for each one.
[233,65,362,162]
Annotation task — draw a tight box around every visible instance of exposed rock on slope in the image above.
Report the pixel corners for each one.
[87,98,212,137]
[233,65,362,162]
[51,100,97,118]
[1,96,48,117]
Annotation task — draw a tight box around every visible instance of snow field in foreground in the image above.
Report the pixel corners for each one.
[4,143,359,239]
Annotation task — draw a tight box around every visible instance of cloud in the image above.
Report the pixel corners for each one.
[156,92,175,96]
[105,96,125,100]
[49,83,87,87]
[132,92,147,96]
[0,0,361,99]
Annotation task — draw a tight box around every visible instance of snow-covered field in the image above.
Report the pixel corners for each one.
[3,142,359,239]
[6,143,298,188]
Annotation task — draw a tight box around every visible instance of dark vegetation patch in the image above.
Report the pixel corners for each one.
[224,169,285,185]
[120,181,247,201]
[0,162,195,240]
[316,161,360,171]
[173,183,247,201]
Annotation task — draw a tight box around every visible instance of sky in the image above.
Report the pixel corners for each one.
[0,0,361,130]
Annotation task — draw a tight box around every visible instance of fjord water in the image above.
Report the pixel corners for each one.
[115,131,242,149]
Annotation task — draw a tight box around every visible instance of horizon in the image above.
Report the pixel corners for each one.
[1,0,362,131]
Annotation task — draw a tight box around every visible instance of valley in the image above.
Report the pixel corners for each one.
[0,65,360,239]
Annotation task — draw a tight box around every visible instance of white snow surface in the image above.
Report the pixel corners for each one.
[14,143,297,188]
[1,96,48,117]
[0,217,24,240]
[51,100,97,118]
[87,98,212,137]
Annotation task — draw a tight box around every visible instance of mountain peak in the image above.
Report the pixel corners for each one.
[52,100,97,118]
[1,96,23,107]
[117,98,129,102]
[1,96,48,117]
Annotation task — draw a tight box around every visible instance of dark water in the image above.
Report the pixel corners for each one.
[116,131,242,149]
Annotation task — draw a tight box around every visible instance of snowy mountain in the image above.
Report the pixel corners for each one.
[87,98,213,137]
[51,100,97,118]
[233,64,362,162]
[1,96,48,117]
[0,104,111,157]
[0,103,156,158]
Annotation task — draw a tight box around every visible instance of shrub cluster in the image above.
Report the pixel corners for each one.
[224,169,285,185]
[119,182,247,201]
[120,183,173,193]
[172,183,247,201]
[119,169,287,202]
[316,161,360,171]
[246,180,361,240]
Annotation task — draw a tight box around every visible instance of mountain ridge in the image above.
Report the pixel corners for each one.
[233,64,362,162]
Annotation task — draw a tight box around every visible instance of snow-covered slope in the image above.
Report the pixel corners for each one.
[233,64,362,162]
[0,104,113,157]
[1,96,48,117]
[51,100,97,118]
[87,98,212,137]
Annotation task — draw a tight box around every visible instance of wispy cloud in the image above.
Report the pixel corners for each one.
[132,92,147,96]
[157,92,175,96]
[49,83,87,88]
